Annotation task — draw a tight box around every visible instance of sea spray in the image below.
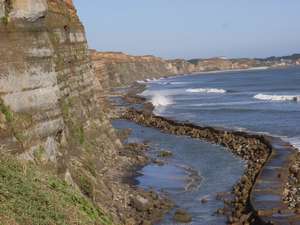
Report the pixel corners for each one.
[285,136,300,151]
[151,94,173,107]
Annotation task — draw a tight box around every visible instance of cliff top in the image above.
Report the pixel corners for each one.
[90,50,165,63]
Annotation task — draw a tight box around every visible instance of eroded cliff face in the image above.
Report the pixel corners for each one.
[90,51,181,89]
[189,57,261,71]
[91,50,300,90]
[0,1,147,224]
[90,51,263,89]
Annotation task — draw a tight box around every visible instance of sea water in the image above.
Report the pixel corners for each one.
[113,120,244,225]
[113,66,300,224]
[142,66,300,150]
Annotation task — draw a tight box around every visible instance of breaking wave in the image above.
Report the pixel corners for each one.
[186,88,227,94]
[284,136,300,151]
[170,82,190,85]
[254,94,300,102]
[151,94,173,107]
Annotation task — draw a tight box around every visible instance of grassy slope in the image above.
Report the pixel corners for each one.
[0,155,113,225]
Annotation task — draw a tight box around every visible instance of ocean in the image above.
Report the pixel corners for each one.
[113,66,300,224]
[141,66,300,150]
[113,119,244,225]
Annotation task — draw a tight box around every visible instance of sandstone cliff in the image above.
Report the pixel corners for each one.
[91,50,300,90]
[0,1,157,224]
[90,51,179,88]
[90,51,262,89]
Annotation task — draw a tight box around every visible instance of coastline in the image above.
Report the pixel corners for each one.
[136,66,271,84]
[110,82,300,225]
[189,66,270,75]
[115,133,174,225]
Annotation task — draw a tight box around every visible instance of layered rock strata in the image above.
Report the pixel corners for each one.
[0,1,170,224]
[90,51,178,89]
[90,51,300,90]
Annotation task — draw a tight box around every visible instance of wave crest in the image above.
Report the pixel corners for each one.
[151,94,173,107]
[186,88,227,94]
[254,94,300,102]
[286,137,300,151]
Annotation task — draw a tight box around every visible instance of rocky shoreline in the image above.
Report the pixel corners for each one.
[121,108,269,225]
[113,134,174,225]
[114,86,300,224]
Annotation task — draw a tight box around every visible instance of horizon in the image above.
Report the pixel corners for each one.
[74,1,300,60]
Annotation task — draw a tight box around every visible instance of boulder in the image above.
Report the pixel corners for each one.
[200,197,208,204]
[141,220,151,225]
[173,209,192,223]
[132,195,151,212]
[158,150,173,158]
[125,217,136,225]
[289,165,299,175]
[152,159,164,166]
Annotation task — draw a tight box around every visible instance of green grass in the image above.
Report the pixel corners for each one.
[61,100,72,117]
[77,126,85,145]
[0,102,13,123]
[61,99,86,145]
[1,16,9,25]
[77,173,94,198]
[33,146,45,162]
[0,155,113,225]
[0,101,32,145]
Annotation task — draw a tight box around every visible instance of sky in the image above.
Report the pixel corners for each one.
[73,0,300,59]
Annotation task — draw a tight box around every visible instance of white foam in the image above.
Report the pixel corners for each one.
[151,94,173,107]
[145,78,162,83]
[142,88,185,97]
[188,101,258,107]
[285,136,300,151]
[170,82,190,85]
[254,94,300,102]
[186,88,227,94]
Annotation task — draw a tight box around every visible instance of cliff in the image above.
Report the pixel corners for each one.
[91,50,300,89]
[90,51,179,88]
[0,1,162,224]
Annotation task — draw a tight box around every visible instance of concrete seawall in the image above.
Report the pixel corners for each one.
[252,136,300,225]
[122,109,299,225]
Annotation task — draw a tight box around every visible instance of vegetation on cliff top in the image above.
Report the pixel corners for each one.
[0,155,113,225]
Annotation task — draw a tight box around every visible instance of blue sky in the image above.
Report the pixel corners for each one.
[73,0,300,59]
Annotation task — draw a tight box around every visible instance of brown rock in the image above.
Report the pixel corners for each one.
[132,195,151,212]
[173,209,192,223]
[158,150,173,158]
[216,208,225,215]
[0,113,6,130]
[289,165,299,175]
[200,197,208,204]
[141,220,152,225]
[296,171,300,180]
[125,218,136,225]
[294,202,300,215]
[152,159,164,166]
